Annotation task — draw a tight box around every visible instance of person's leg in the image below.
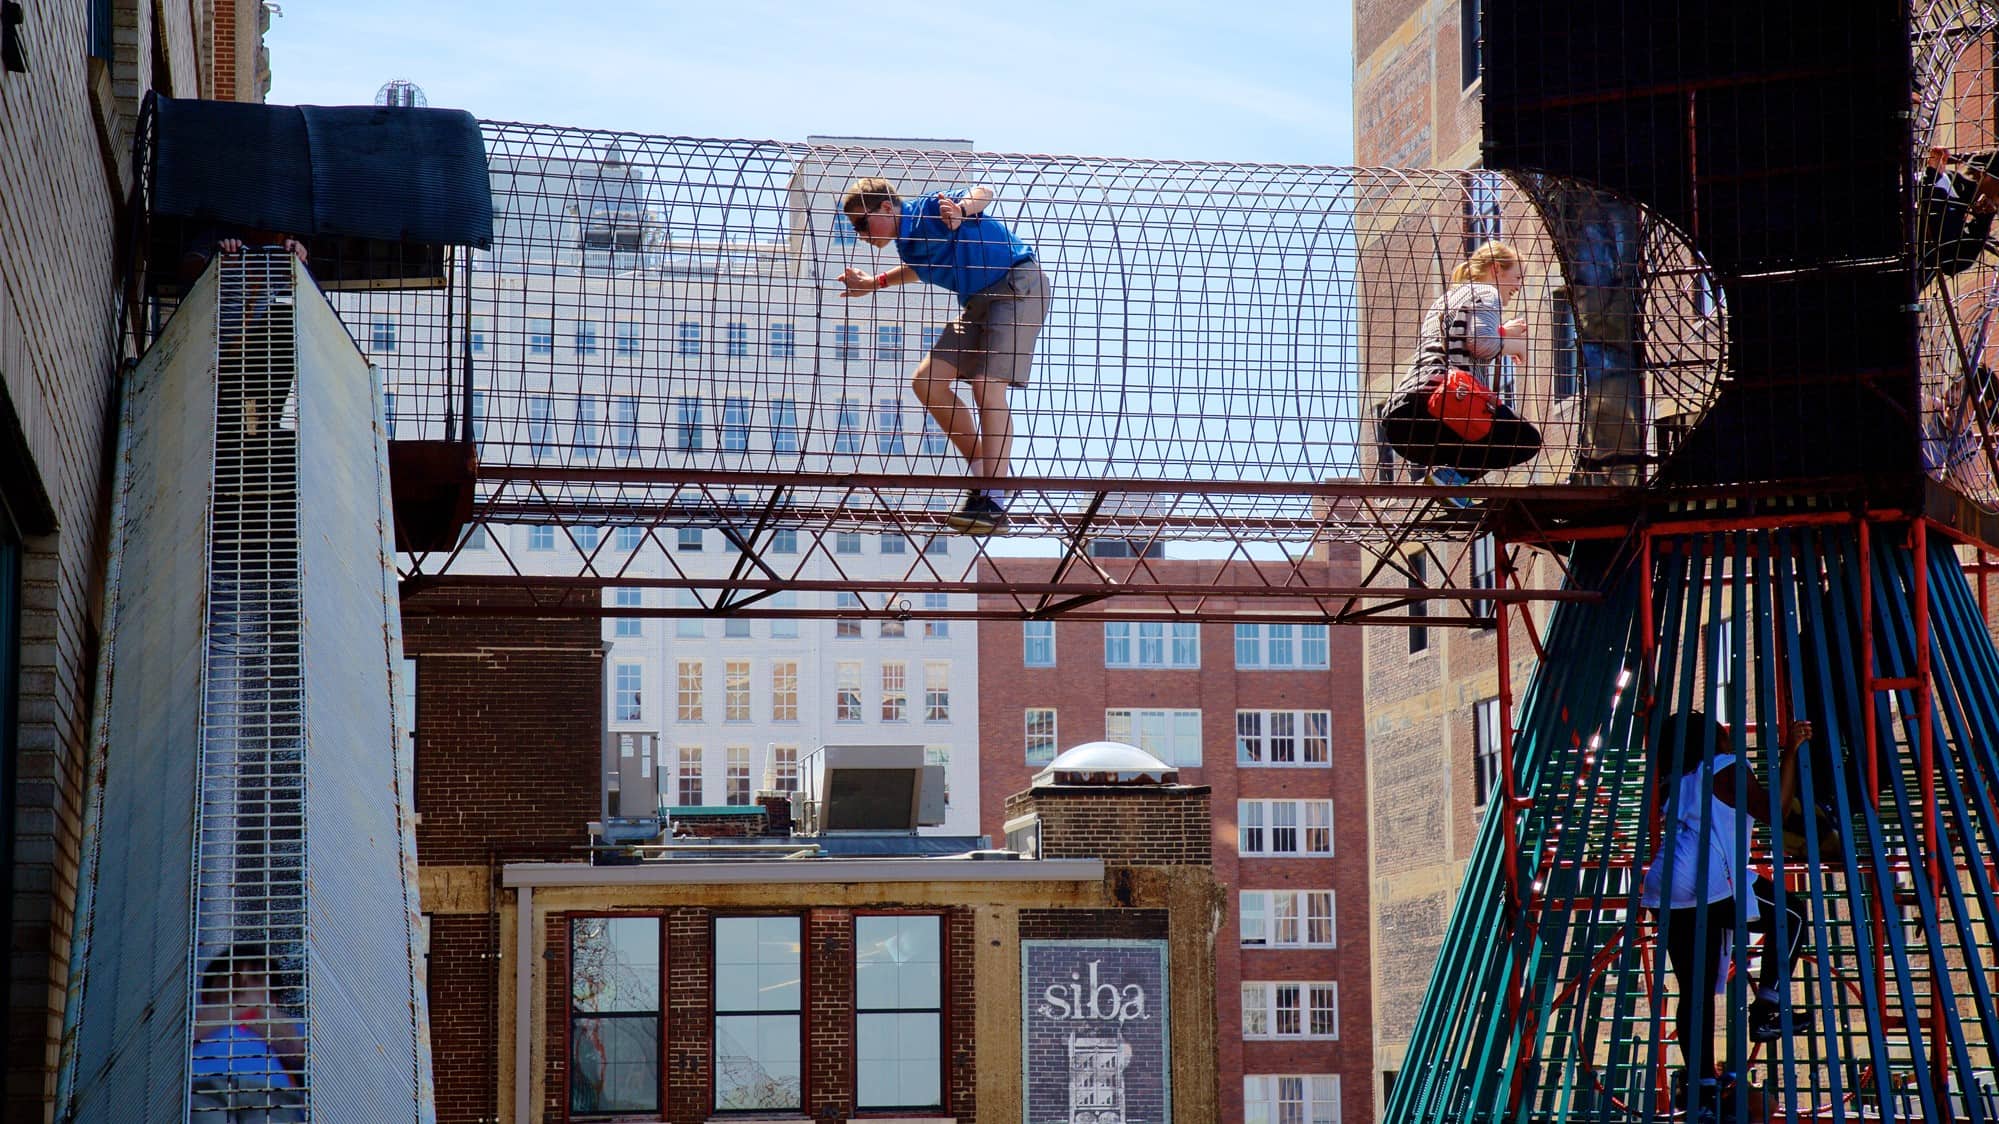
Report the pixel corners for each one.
[970,376,1013,484]
[911,353,981,466]
[1746,877,1809,1041]
[1665,900,1733,1083]
[1381,392,1460,470]
[1450,402,1544,476]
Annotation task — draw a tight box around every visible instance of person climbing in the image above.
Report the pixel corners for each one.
[1919,146,1999,288]
[1379,241,1543,506]
[1639,711,1826,1122]
[839,177,1050,534]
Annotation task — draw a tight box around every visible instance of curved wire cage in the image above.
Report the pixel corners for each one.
[344,123,1726,545]
[1914,0,1999,510]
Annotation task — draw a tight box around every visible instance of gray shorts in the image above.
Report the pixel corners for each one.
[929,260,1050,388]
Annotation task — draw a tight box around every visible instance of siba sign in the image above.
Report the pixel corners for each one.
[1022,940,1170,1124]
[1037,960,1153,1023]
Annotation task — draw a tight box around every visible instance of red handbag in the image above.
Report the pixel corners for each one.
[1426,368,1499,441]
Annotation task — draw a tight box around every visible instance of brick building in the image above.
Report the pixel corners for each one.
[976,553,1370,1124]
[403,596,1224,1122]
[1,5,267,1120]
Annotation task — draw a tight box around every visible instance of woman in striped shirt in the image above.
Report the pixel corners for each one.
[1378,241,1543,494]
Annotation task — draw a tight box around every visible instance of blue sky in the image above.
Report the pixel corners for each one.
[266,0,1353,164]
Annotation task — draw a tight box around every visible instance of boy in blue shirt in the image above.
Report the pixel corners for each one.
[840,177,1050,533]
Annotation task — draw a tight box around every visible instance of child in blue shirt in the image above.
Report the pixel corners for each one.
[840,176,1050,533]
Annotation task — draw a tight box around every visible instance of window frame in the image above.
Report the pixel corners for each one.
[1239,890,1337,949]
[851,910,948,1113]
[1104,707,1202,768]
[1238,798,1335,857]
[710,914,806,1112]
[1025,707,1058,765]
[1236,708,1333,768]
[1241,980,1340,1041]
[566,913,665,1117]
[1023,620,1056,667]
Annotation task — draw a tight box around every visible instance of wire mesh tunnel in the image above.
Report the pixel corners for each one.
[338,125,1729,552]
[1387,520,1999,1122]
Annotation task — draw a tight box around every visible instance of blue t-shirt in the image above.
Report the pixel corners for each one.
[192,1025,296,1089]
[895,191,1033,304]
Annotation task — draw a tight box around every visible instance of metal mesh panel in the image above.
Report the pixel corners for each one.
[333,125,1726,546]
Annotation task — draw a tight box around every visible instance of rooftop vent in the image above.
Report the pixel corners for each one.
[1033,741,1177,787]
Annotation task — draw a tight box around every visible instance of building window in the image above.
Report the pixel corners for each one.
[835,532,863,555]
[370,319,398,352]
[1241,981,1338,1040]
[383,392,398,439]
[459,523,488,551]
[676,746,704,805]
[770,745,799,792]
[771,661,799,722]
[1551,291,1579,400]
[1463,168,1504,253]
[615,526,644,553]
[677,321,701,357]
[575,525,601,554]
[880,534,907,555]
[876,398,906,455]
[771,397,800,454]
[574,396,599,460]
[876,324,904,361]
[675,591,704,639]
[724,660,750,722]
[880,615,906,640]
[1408,553,1430,654]
[1460,0,1482,87]
[1236,710,1332,767]
[1024,620,1055,667]
[469,315,487,352]
[1238,799,1335,856]
[1026,708,1058,765]
[881,662,908,722]
[1244,1075,1341,1124]
[614,663,643,722]
[677,528,703,552]
[725,746,752,805]
[1472,534,1497,624]
[769,322,796,359]
[771,592,799,638]
[529,395,556,459]
[724,616,751,640]
[835,323,862,361]
[676,660,703,722]
[613,588,643,637]
[529,318,554,354]
[714,916,803,1111]
[529,525,557,551]
[771,529,798,554]
[576,321,599,355]
[835,592,863,639]
[726,321,749,358]
[613,396,639,459]
[675,397,703,452]
[1105,708,1202,767]
[925,746,951,806]
[834,398,863,453]
[920,325,943,353]
[615,320,640,356]
[1240,890,1336,948]
[923,661,950,721]
[722,397,751,452]
[854,914,943,1111]
[921,415,949,455]
[923,593,949,637]
[1474,696,1503,808]
[836,661,863,722]
[568,916,661,1114]
[1234,624,1331,669]
[831,212,858,246]
[1104,622,1198,668]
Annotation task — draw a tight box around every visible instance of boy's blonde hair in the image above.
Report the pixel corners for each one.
[841,177,902,223]
[1452,240,1523,285]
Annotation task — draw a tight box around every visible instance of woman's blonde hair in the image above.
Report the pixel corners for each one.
[1452,240,1522,285]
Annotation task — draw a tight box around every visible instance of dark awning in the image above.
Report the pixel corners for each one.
[148,97,493,290]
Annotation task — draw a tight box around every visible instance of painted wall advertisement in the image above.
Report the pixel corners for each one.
[1021,940,1171,1124]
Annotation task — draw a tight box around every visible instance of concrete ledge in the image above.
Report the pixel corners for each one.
[503,857,1102,888]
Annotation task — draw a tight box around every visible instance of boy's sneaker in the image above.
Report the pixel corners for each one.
[1424,466,1475,509]
[1748,997,1793,1042]
[947,491,1007,535]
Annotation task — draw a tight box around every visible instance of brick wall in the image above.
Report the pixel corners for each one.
[427,914,497,1124]
[1005,787,1214,866]
[806,908,854,1118]
[402,598,605,864]
[663,907,710,1123]
[977,554,1372,1124]
[1,1,223,1119]
[1020,908,1168,941]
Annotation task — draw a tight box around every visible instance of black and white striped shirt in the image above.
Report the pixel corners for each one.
[1395,282,1506,398]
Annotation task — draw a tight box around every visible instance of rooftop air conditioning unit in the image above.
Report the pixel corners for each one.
[793,744,946,836]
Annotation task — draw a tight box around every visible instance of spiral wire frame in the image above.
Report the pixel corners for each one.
[337,125,1725,564]
[1915,0,1999,509]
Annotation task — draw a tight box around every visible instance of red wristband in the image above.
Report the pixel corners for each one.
[1498,325,1508,338]
[876,272,891,290]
